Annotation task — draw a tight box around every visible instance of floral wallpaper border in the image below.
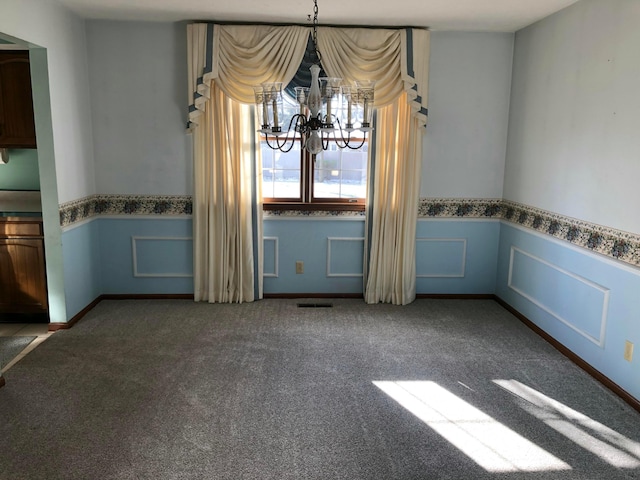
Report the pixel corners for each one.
[418,198,640,267]
[59,195,640,268]
[59,195,192,227]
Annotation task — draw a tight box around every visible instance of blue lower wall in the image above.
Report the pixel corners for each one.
[61,216,501,310]
[62,220,102,319]
[496,222,640,401]
[263,217,500,295]
[263,218,366,295]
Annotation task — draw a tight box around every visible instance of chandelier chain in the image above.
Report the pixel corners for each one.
[312,0,322,64]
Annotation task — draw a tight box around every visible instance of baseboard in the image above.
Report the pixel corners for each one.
[416,294,494,299]
[264,293,364,299]
[48,294,195,331]
[100,294,194,300]
[264,293,494,300]
[48,296,102,331]
[493,295,640,414]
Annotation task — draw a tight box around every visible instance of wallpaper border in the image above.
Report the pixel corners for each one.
[59,195,640,267]
[418,198,640,267]
[59,195,192,227]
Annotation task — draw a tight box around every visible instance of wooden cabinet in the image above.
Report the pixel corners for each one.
[0,50,37,149]
[0,218,48,317]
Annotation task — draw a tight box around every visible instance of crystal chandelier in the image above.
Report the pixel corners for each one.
[253,0,375,155]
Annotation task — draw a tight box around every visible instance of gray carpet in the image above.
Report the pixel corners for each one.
[0,335,36,369]
[0,299,639,480]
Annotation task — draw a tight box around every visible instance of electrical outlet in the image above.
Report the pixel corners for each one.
[624,341,634,362]
[295,261,304,274]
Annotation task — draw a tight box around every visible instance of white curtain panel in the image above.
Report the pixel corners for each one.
[192,82,257,303]
[315,27,429,305]
[364,92,422,305]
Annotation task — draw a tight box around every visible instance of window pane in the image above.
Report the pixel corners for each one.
[261,140,301,199]
[314,143,367,199]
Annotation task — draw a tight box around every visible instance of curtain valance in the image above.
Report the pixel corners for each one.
[187,23,429,128]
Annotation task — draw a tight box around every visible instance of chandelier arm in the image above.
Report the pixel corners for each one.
[343,136,367,150]
[333,118,368,150]
[275,127,300,153]
[332,118,349,149]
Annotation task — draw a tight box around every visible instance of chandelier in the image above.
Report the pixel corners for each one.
[253,0,375,155]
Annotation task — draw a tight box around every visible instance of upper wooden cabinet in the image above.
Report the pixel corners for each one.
[0,50,37,149]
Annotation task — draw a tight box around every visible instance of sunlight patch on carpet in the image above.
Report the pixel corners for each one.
[495,379,640,469]
[374,380,571,473]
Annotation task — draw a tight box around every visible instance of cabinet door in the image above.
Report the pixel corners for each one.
[0,51,37,148]
[0,238,47,313]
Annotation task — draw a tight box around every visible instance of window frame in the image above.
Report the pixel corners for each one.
[262,135,367,212]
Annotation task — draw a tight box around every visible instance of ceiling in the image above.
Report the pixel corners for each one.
[53,0,580,32]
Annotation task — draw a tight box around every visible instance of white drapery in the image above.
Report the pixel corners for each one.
[364,92,422,304]
[187,23,429,305]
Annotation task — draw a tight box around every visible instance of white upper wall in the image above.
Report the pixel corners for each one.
[85,23,512,199]
[504,0,640,234]
[86,20,192,195]
[0,0,96,203]
[421,31,513,199]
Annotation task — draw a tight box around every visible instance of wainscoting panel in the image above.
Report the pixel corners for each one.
[416,238,467,278]
[415,219,500,294]
[132,237,193,278]
[508,246,609,346]
[496,222,640,402]
[98,217,194,294]
[263,237,279,278]
[327,237,365,277]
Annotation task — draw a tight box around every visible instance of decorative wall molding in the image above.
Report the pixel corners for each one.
[263,237,279,278]
[508,246,610,347]
[416,238,467,278]
[326,237,365,277]
[59,195,640,268]
[131,236,193,278]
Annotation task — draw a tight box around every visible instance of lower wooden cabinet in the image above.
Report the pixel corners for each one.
[0,218,48,316]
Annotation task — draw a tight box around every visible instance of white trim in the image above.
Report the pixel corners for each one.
[326,237,365,277]
[501,221,640,277]
[131,236,193,278]
[507,246,610,347]
[418,218,500,224]
[61,216,95,233]
[96,214,192,221]
[62,215,192,233]
[264,215,365,222]
[263,236,279,278]
[416,238,467,278]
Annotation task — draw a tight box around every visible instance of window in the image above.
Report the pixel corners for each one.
[261,132,368,210]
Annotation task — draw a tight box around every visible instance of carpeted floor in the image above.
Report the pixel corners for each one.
[0,336,36,370]
[0,299,639,479]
